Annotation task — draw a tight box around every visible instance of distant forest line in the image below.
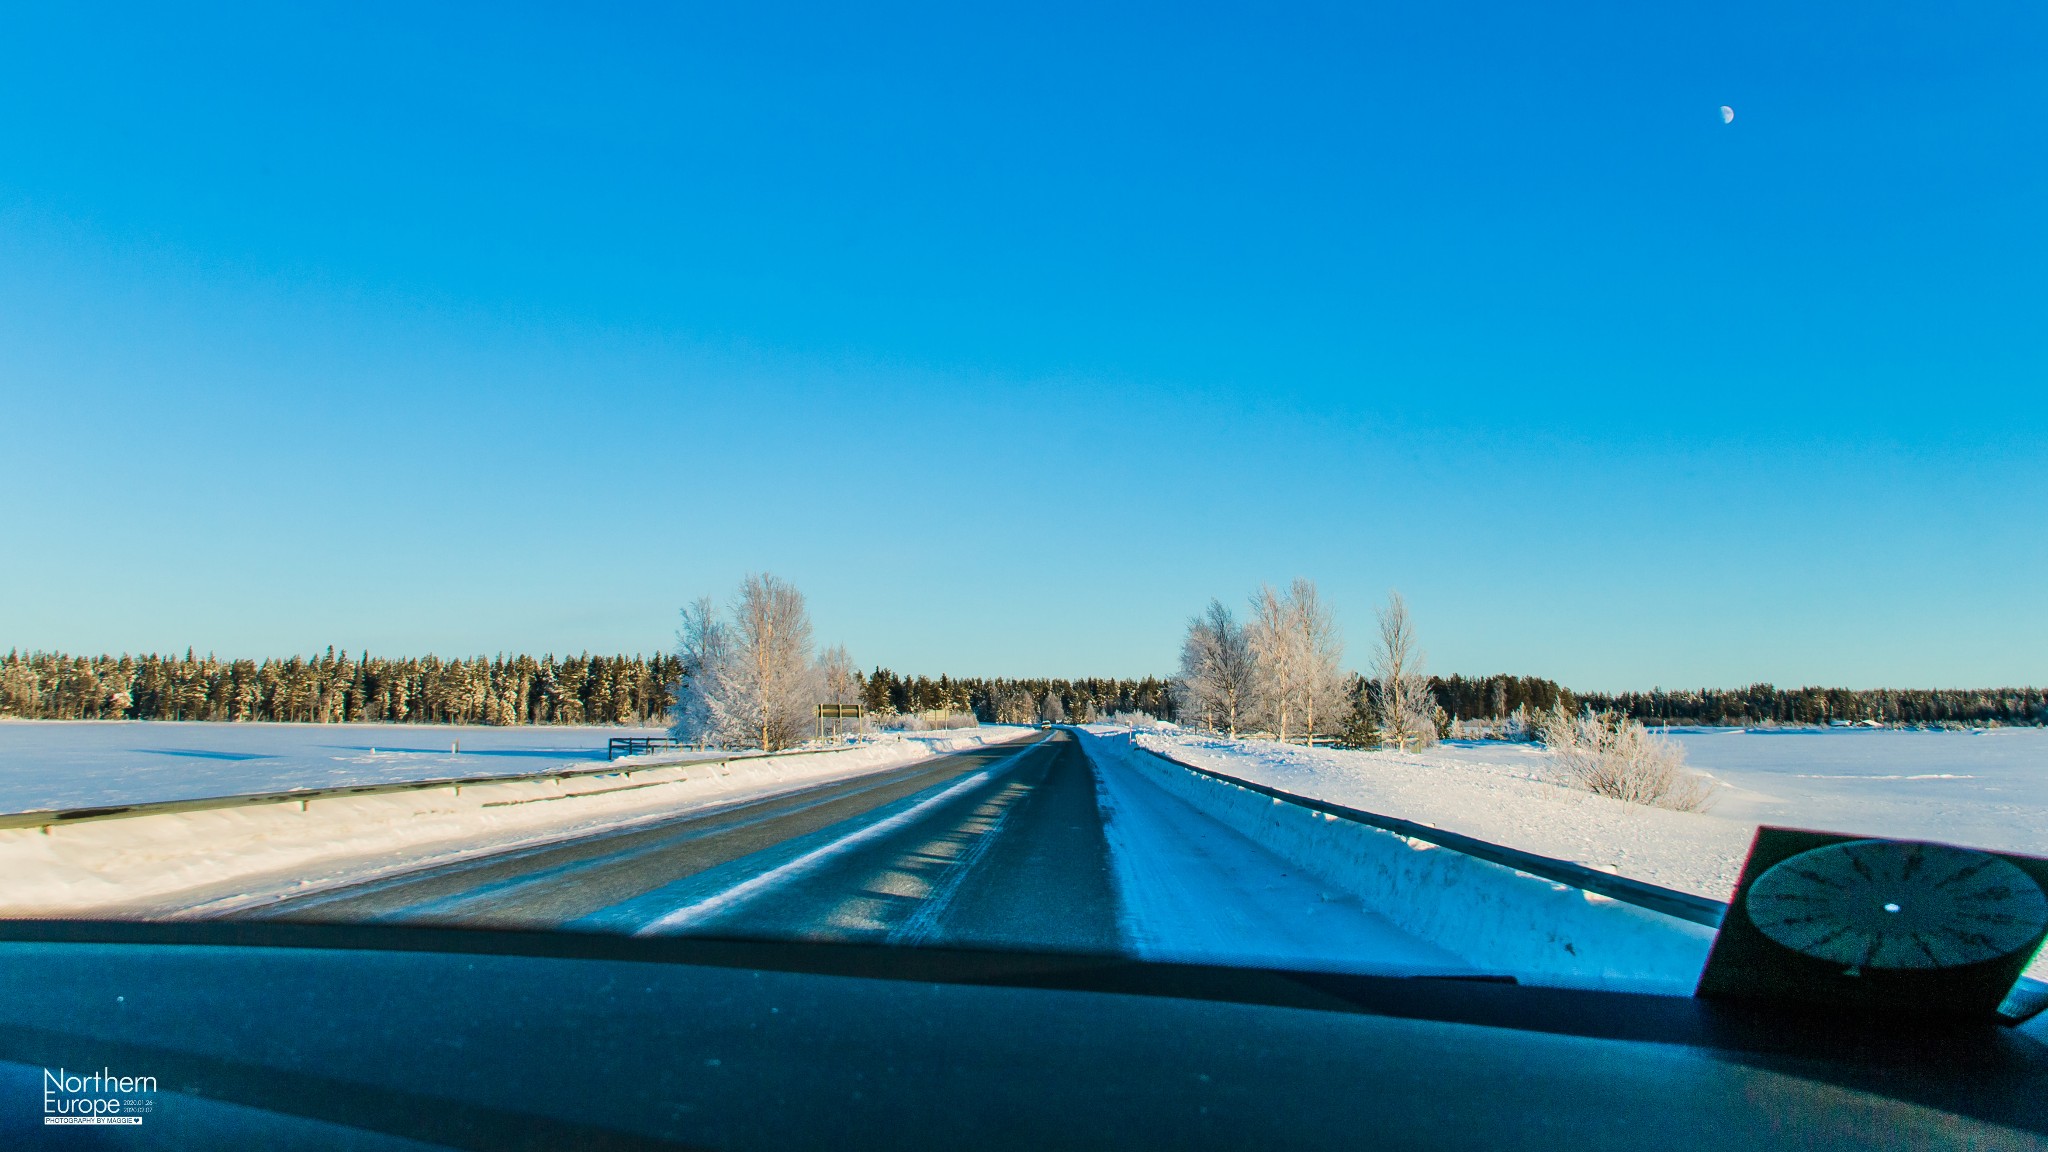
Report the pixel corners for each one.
[0,650,1175,728]
[1,650,2041,729]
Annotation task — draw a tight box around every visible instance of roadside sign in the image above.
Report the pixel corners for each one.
[815,702,866,738]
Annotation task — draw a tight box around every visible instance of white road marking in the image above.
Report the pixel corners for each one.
[634,741,1047,935]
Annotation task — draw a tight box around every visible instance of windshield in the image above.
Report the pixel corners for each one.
[1,5,2044,1011]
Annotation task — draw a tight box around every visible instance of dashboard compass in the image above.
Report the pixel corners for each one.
[1698,827,2048,1021]
[1744,839,2048,973]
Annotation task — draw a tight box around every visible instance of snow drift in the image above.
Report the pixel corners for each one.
[1077,728,1717,991]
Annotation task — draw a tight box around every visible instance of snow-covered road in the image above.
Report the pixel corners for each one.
[14,723,1990,992]
[43,729,1495,983]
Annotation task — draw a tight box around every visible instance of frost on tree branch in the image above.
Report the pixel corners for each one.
[818,645,859,708]
[1177,581,1344,745]
[1371,591,1438,751]
[989,682,1038,725]
[1242,579,1346,746]
[1039,692,1067,724]
[1174,599,1256,737]
[671,574,834,752]
[671,596,730,748]
[1541,705,1713,812]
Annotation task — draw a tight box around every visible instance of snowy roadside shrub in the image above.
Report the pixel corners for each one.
[880,711,979,732]
[1448,713,1524,741]
[1542,706,1712,812]
[1528,704,1571,747]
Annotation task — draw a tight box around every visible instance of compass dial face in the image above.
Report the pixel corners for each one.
[1745,840,2048,971]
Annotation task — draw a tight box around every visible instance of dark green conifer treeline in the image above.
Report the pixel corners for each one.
[858,669,1175,724]
[0,651,1176,728]
[1427,676,2045,727]
[1569,684,2047,727]
[4,650,2039,728]
[1427,675,1577,720]
[0,650,681,725]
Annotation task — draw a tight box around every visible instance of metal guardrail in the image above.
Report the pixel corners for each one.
[0,729,1043,834]
[1126,737,1730,928]
[0,744,737,833]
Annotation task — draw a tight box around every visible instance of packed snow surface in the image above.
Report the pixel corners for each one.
[1084,729,1718,990]
[1091,736,1473,976]
[0,721,676,813]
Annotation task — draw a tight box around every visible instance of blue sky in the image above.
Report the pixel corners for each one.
[1,3,2042,689]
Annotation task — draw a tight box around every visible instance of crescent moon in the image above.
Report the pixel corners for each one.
[1721,105,1735,124]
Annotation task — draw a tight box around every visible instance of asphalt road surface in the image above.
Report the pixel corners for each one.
[250,729,1462,971]
[255,731,1120,950]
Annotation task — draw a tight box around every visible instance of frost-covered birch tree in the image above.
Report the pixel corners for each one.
[1174,599,1256,736]
[816,643,861,735]
[726,574,816,750]
[1288,579,1346,747]
[1246,584,1300,742]
[1372,590,1437,750]
[817,645,859,705]
[670,575,820,751]
[1245,573,1343,746]
[671,596,733,748]
[1245,579,1344,745]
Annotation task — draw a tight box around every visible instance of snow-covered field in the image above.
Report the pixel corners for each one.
[1132,727,2048,901]
[1662,727,2048,855]
[0,721,675,813]
[0,726,1036,917]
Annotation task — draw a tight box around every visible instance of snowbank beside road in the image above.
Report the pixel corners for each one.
[1138,732,1754,901]
[1101,726,2048,983]
[0,728,1034,918]
[1080,729,1716,991]
[1090,735,1478,977]
[1124,727,2048,904]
